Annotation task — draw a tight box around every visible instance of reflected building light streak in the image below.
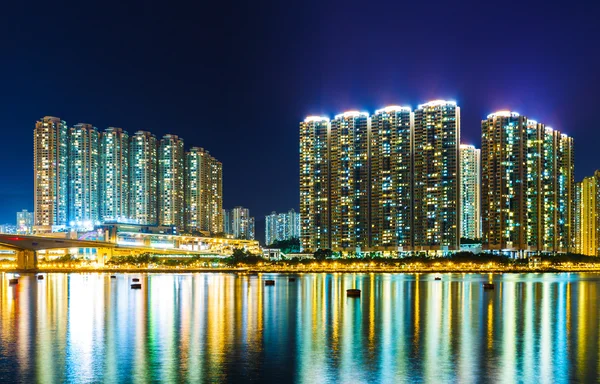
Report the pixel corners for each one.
[501,282,516,383]
[522,281,535,383]
[540,282,553,382]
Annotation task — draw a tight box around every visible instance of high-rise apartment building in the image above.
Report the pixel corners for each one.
[481,111,574,253]
[34,116,68,227]
[412,101,460,251]
[68,123,100,228]
[459,144,481,240]
[129,131,158,225]
[223,208,233,236]
[100,127,129,222]
[575,171,600,256]
[227,206,254,240]
[330,111,370,251]
[299,116,331,252]
[186,147,223,234]
[158,134,185,229]
[16,209,34,234]
[370,106,413,251]
[265,209,300,245]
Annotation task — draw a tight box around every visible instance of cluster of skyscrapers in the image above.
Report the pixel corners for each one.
[265,209,300,245]
[300,102,577,256]
[33,116,223,234]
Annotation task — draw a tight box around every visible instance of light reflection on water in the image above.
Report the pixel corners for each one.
[0,272,599,382]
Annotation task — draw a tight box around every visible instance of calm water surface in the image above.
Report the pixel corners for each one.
[1,272,599,383]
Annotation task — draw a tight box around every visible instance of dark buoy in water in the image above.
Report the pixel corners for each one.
[132,278,140,282]
[434,276,441,281]
[265,280,275,286]
[9,278,18,285]
[289,278,296,282]
[131,283,142,289]
[483,283,495,289]
[110,275,116,279]
[347,289,361,297]
[37,275,44,280]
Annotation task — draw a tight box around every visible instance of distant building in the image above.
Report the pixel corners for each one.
[34,116,68,227]
[0,224,16,234]
[575,171,600,256]
[68,123,100,229]
[16,209,34,234]
[265,209,300,245]
[223,208,233,236]
[459,144,481,240]
[223,206,254,240]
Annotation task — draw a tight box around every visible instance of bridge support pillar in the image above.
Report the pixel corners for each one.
[97,247,113,266]
[16,250,37,270]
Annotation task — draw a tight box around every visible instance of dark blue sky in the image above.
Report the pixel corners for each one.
[1,0,599,233]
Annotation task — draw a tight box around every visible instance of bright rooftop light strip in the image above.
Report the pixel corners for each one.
[304,116,330,122]
[334,111,369,119]
[418,100,457,109]
[375,105,411,114]
[487,111,520,119]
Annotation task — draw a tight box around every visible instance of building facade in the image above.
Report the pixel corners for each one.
[481,111,574,254]
[34,116,68,227]
[412,101,460,251]
[299,116,331,252]
[129,131,158,225]
[158,134,185,230]
[459,144,481,240]
[185,147,223,234]
[329,111,370,252]
[100,127,129,223]
[68,123,100,228]
[265,209,300,245]
[370,106,413,251]
[575,171,600,256]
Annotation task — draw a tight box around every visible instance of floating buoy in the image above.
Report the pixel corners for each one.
[37,275,44,280]
[110,275,116,279]
[132,278,140,282]
[347,289,361,297]
[131,283,142,289]
[483,283,495,289]
[9,278,18,285]
[434,277,441,281]
[289,278,296,282]
[265,280,275,286]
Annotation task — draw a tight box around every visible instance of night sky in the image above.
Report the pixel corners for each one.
[1,1,599,238]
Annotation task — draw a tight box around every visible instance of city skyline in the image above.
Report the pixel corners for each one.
[2,1,599,228]
[32,116,223,234]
